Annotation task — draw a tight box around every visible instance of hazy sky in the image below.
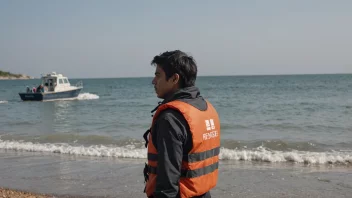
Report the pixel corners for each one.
[1,0,351,78]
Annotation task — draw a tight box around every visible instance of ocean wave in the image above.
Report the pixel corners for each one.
[0,100,8,104]
[220,147,351,165]
[221,139,327,152]
[2,134,350,153]
[0,140,350,166]
[0,134,144,147]
[0,139,145,159]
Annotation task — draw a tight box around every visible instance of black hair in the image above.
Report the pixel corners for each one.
[151,50,197,88]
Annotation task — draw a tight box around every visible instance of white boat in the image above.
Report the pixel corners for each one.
[19,72,83,101]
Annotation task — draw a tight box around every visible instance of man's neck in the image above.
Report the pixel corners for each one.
[162,88,180,103]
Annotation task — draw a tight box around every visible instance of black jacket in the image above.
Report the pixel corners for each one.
[150,86,211,198]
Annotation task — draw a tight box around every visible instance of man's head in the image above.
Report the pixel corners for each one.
[151,50,197,99]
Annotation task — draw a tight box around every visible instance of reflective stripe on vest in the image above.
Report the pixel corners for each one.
[148,147,220,177]
[145,100,221,198]
[148,147,220,163]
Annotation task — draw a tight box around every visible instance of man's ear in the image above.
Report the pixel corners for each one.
[172,73,180,85]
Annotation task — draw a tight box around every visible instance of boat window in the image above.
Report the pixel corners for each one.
[59,79,64,84]
[64,78,69,84]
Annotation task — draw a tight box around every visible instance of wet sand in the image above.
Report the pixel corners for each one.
[0,150,351,198]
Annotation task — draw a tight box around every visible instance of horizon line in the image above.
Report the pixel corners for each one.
[68,72,352,80]
[21,72,352,80]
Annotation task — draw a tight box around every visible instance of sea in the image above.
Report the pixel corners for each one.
[0,74,351,197]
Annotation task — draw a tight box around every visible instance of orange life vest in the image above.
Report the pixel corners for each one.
[145,100,220,198]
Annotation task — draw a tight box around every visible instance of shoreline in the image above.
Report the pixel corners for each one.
[0,70,32,80]
[1,151,351,198]
[0,77,33,80]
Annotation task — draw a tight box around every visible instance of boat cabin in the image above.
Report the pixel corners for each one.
[41,72,71,92]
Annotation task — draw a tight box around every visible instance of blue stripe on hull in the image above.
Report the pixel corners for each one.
[19,88,82,101]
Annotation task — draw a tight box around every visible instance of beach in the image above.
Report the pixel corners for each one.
[1,150,351,198]
[1,75,351,197]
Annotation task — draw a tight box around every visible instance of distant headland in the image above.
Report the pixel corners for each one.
[0,70,33,80]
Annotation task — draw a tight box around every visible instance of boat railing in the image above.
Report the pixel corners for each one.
[75,81,83,88]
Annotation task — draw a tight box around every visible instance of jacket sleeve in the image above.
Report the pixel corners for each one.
[152,110,188,198]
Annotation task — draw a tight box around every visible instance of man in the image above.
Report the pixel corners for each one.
[143,50,221,198]
[36,84,44,93]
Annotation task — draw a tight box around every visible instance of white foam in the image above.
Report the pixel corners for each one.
[42,93,99,102]
[0,140,146,159]
[0,100,8,104]
[0,140,351,165]
[77,93,99,100]
[220,146,352,165]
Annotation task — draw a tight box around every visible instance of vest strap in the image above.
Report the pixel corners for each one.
[148,147,220,162]
[143,129,150,148]
[148,165,157,174]
[143,163,149,182]
[148,161,219,179]
[181,161,219,178]
[183,147,220,162]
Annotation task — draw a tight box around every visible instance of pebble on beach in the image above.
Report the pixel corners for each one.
[0,188,51,198]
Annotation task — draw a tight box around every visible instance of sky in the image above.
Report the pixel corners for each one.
[0,0,352,78]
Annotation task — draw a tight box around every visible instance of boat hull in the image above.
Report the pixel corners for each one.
[19,88,82,101]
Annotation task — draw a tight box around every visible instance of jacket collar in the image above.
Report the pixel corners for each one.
[151,86,200,113]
